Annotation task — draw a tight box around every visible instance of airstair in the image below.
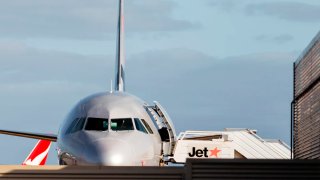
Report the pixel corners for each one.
[145,101,177,156]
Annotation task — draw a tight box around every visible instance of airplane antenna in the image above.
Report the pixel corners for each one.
[110,80,113,93]
[114,0,125,92]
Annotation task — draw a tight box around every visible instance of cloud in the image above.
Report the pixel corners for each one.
[0,0,198,39]
[245,2,320,22]
[255,34,294,44]
[207,0,240,12]
[273,34,294,44]
[0,41,113,84]
[0,80,100,94]
[128,48,214,73]
[127,48,293,144]
[126,1,199,32]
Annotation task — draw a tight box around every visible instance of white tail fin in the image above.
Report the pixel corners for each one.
[22,140,51,165]
[115,0,125,92]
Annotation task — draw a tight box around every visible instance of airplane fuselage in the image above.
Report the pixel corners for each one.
[57,92,163,166]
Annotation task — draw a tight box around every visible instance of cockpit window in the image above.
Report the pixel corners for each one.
[65,117,85,134]
[141,119,154,134]
[134,118,148,134]
[85,117,108,131]
[111,118,134,131]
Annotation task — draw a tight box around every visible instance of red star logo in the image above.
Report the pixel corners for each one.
[209,147,221,157]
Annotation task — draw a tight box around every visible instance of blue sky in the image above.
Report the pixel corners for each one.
[0,0,319,164]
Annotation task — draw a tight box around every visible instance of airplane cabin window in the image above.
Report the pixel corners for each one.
[65,119,78,134]
[85,117,109,131]
[73,118,86,133]
[65,117,86,134]
[111,118,134,131]
[141,119,154,134]
[134,118,148,134]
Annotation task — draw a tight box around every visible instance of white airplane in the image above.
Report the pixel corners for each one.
[0,0,176,166]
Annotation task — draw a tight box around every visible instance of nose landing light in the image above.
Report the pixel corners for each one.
[109,154,124,165]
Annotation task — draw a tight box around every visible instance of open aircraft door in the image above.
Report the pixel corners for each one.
[145,101,176,157]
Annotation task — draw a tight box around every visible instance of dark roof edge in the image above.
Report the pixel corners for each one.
[295,31,320,66]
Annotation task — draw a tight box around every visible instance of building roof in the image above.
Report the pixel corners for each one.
[295,31,320,65]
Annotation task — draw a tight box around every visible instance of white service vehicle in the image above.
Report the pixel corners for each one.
[165,129,290,164]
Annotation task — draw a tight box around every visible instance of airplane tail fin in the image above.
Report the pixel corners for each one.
[22,140,51,165]
[114,0,125,92]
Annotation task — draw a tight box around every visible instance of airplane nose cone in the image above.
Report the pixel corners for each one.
[83,138,134,166]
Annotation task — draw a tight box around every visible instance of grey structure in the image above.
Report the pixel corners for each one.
[1,159,320,179]
[293,31,320,159]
